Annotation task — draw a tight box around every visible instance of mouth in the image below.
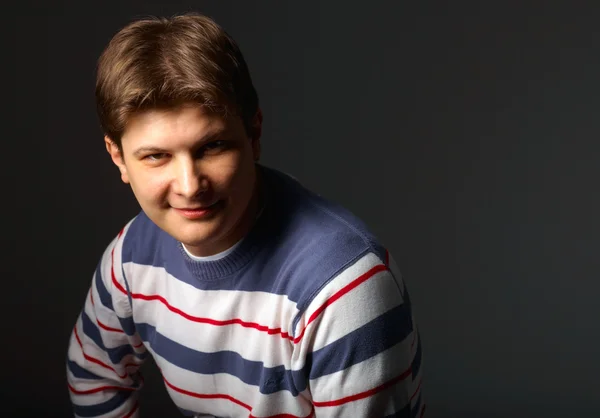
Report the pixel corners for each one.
[173,200,224,220]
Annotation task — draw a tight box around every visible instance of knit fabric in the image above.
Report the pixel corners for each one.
[66,165,424,418]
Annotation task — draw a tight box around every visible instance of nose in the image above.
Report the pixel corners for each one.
[172,157,206,198]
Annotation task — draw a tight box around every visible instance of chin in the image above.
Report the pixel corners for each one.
[176,224,218,243]
[178,220,230,246]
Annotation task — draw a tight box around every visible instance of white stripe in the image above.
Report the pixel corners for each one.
[292,252,403,362]
[387,252,407,297]
[94,221,135,321]
[313,267,402,350]
[66,365,114,406]
[108,221,135,316]
[122,264,300,366]
[73,398,138,418]
[310,333,416,407]
[151,348,313,418]
[139,300,294,368]
[81,301,143,365]
[89,277,123,331]
[73,318,134,379]
[67,381,122,407]
[124,263,299,323]
[90,247,147,352]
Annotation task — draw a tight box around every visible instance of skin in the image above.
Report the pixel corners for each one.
[105,103,263,257]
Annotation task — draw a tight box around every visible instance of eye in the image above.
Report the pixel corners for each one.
[201,140,227,154]
[145,153,168,161]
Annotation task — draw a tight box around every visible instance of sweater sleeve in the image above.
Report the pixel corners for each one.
[292,251,425,418]
[66,227,148,418]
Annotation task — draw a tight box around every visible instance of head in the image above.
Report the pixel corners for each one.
[96,13,262,256]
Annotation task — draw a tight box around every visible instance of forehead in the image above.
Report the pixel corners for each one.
[121,104,234,149]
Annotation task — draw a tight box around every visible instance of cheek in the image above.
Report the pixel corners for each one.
[209,171,236,194]
[131,173,171,201]
[208,155,246,190]
[225,161,256,200]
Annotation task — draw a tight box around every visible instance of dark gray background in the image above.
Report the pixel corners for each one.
[5,1,599,417]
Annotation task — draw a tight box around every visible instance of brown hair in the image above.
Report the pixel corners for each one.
[95,12,259,148]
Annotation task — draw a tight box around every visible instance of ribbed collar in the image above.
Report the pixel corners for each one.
[177,164,275,281]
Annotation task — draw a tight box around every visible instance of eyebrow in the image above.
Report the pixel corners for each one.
[131,130,227,158]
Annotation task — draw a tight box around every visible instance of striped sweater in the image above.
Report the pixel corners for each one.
[66,166,425,418]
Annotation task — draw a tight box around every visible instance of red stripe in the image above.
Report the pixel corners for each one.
[130,291,294,339]
[120,264,386,344]
[124,362,139,369]
[91,293,125,333]
[385,249,389,266]
[111,246,128,296]
[111,246,294,340]
[110,228,386,346]
[293,264,388,344]
[73,326,127,379]
[107,232,145,351]
[109,235,295,340]
[122,401,139,418]
[410,379,422,402]
[97,319,125,333]
[313,365,412,407]
[250,409,314,418]
[110,228,128,295]
[68,383,135,395]
[163,376,252,411]
[420,403,426,417]
[163,376,313,418]
[110,263,387,343]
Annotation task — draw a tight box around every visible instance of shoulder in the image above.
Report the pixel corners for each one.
[119,210,174,266]
[261,166,391,306]
[264,165,387,262]
[99,211,173,294]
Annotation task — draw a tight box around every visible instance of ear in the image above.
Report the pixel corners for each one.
[104,136,130,184]
[250,108,263,161]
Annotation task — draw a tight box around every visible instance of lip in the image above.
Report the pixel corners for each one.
[174,201,222,219]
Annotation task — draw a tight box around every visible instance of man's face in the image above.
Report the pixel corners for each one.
[106,103,262,256]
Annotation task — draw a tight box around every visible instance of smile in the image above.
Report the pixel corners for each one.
[173,201,223,220]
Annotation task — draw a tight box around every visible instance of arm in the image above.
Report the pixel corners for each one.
[66,230,148,418]
[293,251,424,417]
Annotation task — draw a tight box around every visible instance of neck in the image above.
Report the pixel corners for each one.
[184,164,264,257]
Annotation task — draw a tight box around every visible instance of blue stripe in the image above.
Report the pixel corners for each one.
[306,303,414,380]
[81,311,148,363]
[177,408,196,416]
[178,408,226,418]
[411,334,422,380]
[124,209,373,297]
[384,402,411,418]
[72,390,132,417]
[94,263,113,311]
[401,280,412,312]
[117,315,137,336]
[67,360,103,380]
[121,263,134,308]
[121,166,386,309]
[94,264,137,336]
[381,393,422,418]
[136,322,301,396]
[411,393,422,418]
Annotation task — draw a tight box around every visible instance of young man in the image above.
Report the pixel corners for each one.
[66,13,424,418]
